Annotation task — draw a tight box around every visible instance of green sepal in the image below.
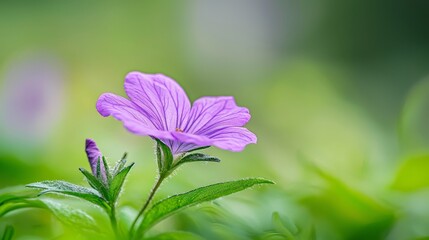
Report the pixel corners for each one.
[134,178,274,237]
[155,139,173,175]
[96,157,102,181]
[101,156,112,184]
[26,180,108,209]
[79,167,110,201]
[109,162,135,203]
[112,153,128,176]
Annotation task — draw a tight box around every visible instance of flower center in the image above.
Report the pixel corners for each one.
[175,128,183,132]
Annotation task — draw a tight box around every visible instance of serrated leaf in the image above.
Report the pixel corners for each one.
[40,198,99,232]
[135,178,274,236]
[156,139,173,174]
[174,153,220,169]
[26,180,107,209]
[79,168,110,201]
[1,225,14,240]
[109,163,134,202]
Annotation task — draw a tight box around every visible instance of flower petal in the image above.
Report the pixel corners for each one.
[96,93,174,140]
[85,138,105,176]
[172,126,256,153]
[183,97,250,135]
[169,132,211,154]
[210,127,257,152]
[124,72,191,131]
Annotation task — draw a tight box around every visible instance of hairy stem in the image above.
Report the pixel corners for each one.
[109,204,119,239]
[129,175,165,238]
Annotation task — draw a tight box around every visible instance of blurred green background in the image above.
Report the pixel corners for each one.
[1,1,429,239]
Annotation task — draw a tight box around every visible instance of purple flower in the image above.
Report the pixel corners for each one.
[85,139,107,181]
[96,72,256,154]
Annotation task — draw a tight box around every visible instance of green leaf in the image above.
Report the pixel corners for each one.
[392,155,429,191]
[0,199,44,217]
[0,185,38,205]
[187,146,210,153]
[272,212,297,239]
[26,180,107,208]
[40,198,99,232]
[299,154,394,240]
[79,168,110,201]
[109,163,135,202]
[156,139,173,174]
[0,186,42,217]
[174,153,220,169]
[144,232,204,240]
[135,178,274,236]
[1,225,14,240]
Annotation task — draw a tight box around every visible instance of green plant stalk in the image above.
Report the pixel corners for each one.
[109,204,119,239]
[129,156,189,239]
[129,175,165,238]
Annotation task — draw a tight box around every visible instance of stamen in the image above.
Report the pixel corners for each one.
[175,128,183,132]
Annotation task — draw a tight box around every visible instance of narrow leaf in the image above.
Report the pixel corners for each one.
[174,153,220,169]
[79,168,110,201]
[135,178,274,236]
[187,146,210,153]
[26,181,107,208]
[109,163,135,202]
[1,225,14,240]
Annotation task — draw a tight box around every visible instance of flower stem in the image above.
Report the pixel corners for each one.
[129,175,165,238]
[109,204,119,239]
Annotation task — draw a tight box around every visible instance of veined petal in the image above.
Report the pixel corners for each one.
[170,132,212,153]
[124,72,191,131]
[210,127,257,152]
[96,93,174,140]
[172,126,256,153]
[85,139,105,177]
[183,97,250,135]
